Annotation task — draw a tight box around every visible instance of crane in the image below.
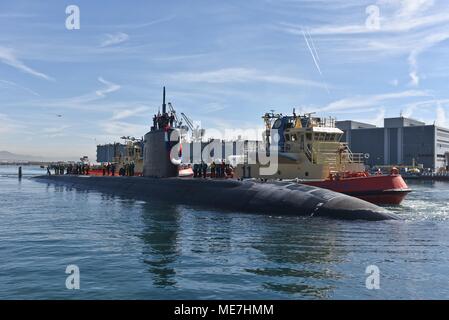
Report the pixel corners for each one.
[180,112,205,142]
[167,102,180,126]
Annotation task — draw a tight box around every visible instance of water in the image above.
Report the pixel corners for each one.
[1,165,449,299]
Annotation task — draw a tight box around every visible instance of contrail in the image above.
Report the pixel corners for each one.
[302,28,330,93]
[306,28,320,63]
[302,29,322,75]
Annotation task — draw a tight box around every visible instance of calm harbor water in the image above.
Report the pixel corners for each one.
[1,165,449,299]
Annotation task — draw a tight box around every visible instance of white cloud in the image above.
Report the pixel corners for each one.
[435,103,447,127]
[289,0,439,35]
[373,107,386,126]
[322,90,430,112]
[96,77,121,97]
[100,121,147,137]
[170,68,327,88]
[0,113,22,134]
[42,125,71,138]
[201,102,227,114]
[282,0,449,87]
[0,79,39,96]
[409,71,419,86]
[1,76,123,113]
[111,106,150,120]
[0,13,37,18]
[100,32,129,47]
[399,98,449,119]
[406,30,449,86]
[396,0,435,18]
[0,46,52,81]
[389,79,399,86]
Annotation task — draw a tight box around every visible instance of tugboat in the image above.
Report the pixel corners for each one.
[235,111,411,205]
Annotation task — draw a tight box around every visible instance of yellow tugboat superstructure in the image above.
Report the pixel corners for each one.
[236,112,365,180]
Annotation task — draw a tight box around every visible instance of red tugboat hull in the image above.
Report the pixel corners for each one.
[303,174,411,205]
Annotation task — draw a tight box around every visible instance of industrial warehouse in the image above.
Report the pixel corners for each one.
[336,117,449,170]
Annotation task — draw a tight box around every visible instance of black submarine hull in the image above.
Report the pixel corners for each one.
[33,175,400,221]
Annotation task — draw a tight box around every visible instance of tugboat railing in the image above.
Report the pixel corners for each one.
[305,144,313,162]
[349,153,365,163]
[340,142,365,164]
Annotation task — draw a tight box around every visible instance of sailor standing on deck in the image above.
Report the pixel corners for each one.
[201,161,207,178]
[169,113,175,127]
[210,161,216,178]
[221,160,226,178]
[193,163,198,178]
[156,112,161,130]
[153,115,157,130]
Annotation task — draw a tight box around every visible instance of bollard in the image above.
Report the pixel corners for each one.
[18,166,22,179]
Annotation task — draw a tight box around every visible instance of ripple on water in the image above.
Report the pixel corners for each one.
[1,171,449,299]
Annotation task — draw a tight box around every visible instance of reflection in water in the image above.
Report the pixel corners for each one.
[140,202,181,287]
[247,218,346,298]
[188,214,233,256]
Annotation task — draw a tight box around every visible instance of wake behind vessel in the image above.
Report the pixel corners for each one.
[33,88,400,220]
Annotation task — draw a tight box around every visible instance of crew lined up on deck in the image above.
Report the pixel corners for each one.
[102,162,136,176]
[46,163,90,176]
[46,159,232,179]
[46,162,137,177]
[153,111,175,130]
[192,160,233,178]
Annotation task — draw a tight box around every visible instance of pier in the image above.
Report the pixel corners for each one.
[403,172,449,181]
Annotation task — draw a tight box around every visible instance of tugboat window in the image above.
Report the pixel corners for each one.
[273,119,282,129]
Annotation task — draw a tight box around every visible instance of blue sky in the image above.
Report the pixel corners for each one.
[1,0,449,159]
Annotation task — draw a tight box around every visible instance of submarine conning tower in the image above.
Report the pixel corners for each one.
[143,87,180,178]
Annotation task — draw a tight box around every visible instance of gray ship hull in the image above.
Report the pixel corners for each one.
[33,175,400,221]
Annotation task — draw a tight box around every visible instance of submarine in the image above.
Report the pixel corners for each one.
[33,88,400,221]
[34,175,399,220]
